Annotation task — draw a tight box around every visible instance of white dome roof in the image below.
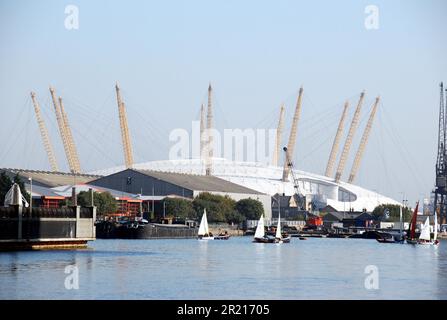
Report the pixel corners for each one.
[90,158,400,212]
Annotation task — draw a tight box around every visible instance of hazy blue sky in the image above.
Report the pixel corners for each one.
[1,0,446,204]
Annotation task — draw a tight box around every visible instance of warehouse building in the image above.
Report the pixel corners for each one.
[89,169,272,219]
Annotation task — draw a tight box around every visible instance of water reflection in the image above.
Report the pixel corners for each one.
[253,243,266,275]
[1,238,447,299]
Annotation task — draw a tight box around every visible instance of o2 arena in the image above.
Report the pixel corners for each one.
[15,83,401,215]
[90,85,400,213]
[93,157,400,212]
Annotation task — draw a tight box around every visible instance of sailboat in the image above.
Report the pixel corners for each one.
[407,203,440,246]
[274,213,291,244]
[198,209,214,240]
[418,217,432,244]
[406,202,419,245]
[253,214,275,243]
[417,212,440,246]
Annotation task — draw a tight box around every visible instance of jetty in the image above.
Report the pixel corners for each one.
[0,184,95,250]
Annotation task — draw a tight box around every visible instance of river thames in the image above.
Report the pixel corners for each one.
[1,237,446,299]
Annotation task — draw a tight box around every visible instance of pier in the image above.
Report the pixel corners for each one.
[0,185,96,250]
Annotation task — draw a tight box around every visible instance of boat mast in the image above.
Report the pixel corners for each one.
[399,205,403,237]
[409,202,419,240]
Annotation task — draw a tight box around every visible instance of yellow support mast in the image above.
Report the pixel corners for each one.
[49,86,75,173]
[115,82,134,169]
[348,96,380,184]
[59,97,81,173]
[30,92,59,172]
[334,91,365,182]
[325,101,349,177]
[272,104,285,166]
[282,87,304,182]
[206,84,213,176]
[200,103,206,159]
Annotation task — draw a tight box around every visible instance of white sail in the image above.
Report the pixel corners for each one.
[434,211,438,241]
[254,214,265,238]
[203,209,209,235]
[4,183,29,208]
[419,217,431,241]
[198,209,208,236]
[399,206,403,234]
[275,214,282,239]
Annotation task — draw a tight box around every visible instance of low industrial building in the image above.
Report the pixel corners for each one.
[89,169,272,219]
[322,211,374,229]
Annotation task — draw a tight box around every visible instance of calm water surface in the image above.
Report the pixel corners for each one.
[1,237,446,299]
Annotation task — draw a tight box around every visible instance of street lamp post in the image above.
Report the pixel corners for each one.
[28,177,32,216]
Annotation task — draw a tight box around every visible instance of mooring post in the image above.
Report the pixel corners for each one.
[89,188,94,207]
[72,187,80,238]
[72,187,77,207]
[89,188,96,238]
[12,184,23,240]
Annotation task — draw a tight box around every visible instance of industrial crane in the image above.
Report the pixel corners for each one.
[283,146,306,210]
[434,82,447,224]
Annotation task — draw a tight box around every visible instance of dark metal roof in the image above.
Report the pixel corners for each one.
[135,169,264,195]
[1,168,100,188]
[323,211,373,221]
[24,183,63,198]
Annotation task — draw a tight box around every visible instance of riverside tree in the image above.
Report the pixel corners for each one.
[164,197,196,221]
[372,204,412,222]
[235,198,264,221]
[76,191,117,216]
[192,193,264,224]
[193,192,237,223]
